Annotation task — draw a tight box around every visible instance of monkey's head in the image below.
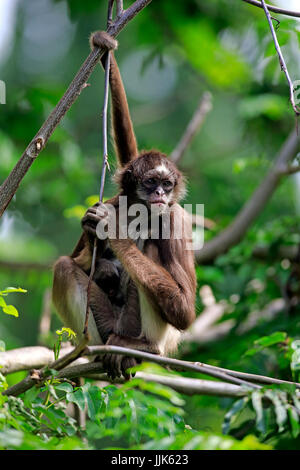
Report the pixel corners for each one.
[116,151,186,214]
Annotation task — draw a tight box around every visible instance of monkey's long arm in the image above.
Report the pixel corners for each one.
[110,235,196,331]
[91,31,138,167]
[107,52,138,166]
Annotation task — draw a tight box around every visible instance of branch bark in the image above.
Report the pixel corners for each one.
[242,0,300,18]
[260,0,299,116]
[170,92,212,164]
[0,0,153,217]
[195,130,300,264]
[2,344,300,398]
[63,368,246,398]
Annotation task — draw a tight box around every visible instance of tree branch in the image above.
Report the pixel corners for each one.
[170,92,212,164]
[116,0,124,18]
[1,344,261,396]
[260,0,299,116]
[63,367,246,398]
[0,345,72,375]
[195,130,300,264]
[3,343,300,399]
[0,0,153,217]
[242,0,300,18]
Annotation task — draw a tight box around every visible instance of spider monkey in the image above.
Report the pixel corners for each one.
[52,31,197,379]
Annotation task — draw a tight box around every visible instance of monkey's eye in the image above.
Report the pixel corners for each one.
[144,178,156,186]
[162,180,173,189]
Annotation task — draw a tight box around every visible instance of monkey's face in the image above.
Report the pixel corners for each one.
[137,168,175,214]
[117,151,186,214]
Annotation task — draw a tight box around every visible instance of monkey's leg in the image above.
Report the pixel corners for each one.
[104,280,159,379]
[52,256,116,344]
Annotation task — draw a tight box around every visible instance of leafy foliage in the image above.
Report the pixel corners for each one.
[0,366,270,450]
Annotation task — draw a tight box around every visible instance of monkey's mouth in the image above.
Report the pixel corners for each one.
[151,201,165,205]
[150,198,167,205]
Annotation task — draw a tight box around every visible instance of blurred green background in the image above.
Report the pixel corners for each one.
[0,0,300,448]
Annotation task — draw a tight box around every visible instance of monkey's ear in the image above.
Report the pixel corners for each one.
[114,167,135,194]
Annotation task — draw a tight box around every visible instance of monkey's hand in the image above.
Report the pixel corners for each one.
[81,202,109,238]
[103,334,140,381]
[89,31,118,53]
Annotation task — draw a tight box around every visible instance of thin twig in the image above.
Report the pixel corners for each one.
[260,0,299,116]
[242,0,300,18]
[85,345,261,389]
[63,368,247,398]
[84,3,112,338]
[3,343,300,397]
[170,92,212,164]
[85,345,300,390]
[116,0,124,18]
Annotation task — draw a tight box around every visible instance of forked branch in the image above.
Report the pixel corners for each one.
[242,0,300,19]
[170,92,212,164]
[260,0,299,116]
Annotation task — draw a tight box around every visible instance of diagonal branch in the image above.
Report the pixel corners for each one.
[170,92,212,164]
[3,344,300,398]
[195,130,300,264]
[0,0,153,218]
[242,0,300,18]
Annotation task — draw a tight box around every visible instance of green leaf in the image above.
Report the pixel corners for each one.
[245,332,287,356]
[251,391,266,435]
[0,287,27,295]
[255,332,287,347]
[2,304,19,317]
[84,385,102,421]
[222,397,249,435]
[287,406,300,439]
[66,388,86,411]
[264,390,287,433]
[54,382,74,393]
[55,327,76,340]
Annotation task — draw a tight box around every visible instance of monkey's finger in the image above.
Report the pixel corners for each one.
[121,357,136,381]
[111,354,122,378]
[81,221,97,236]
[104,353,121,380]
[103,354,113,379]
[82,212,100,223]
